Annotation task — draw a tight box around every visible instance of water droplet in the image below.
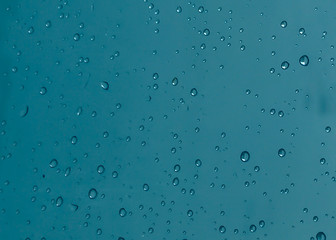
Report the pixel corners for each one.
[278,148,286,157]
[88,188,98,199]
[299,55,309,66]
[240,151,250,162]
[195,159,202,167]
[45,21,52,28]
[112,171,118,178]
[249,224,257,233]
[203,28,210,36]
[152,73,159,80]
[28,27,34,34]
[143,183,149,191]
[172,77,178,86]
[198,6,204,13]
[172,177,179,186]
[56,196,63,207]
[100,81,109,90]
[187,209,193,217]
[119,208,127,217]
[73,33,80,41]
[320,158,326,165]
[49,159,58,168]
[190,88,198,96]
[299,28,305,35]
[281,61,290,70]
[174,164,181,172]
[65,167,71,177]
[97,165,105,174]
[316,232,326,240]
[219,225,226,233]
[176,6,182,13]
[280,20,287,28]
[71,136,78,145]
[259,220,265,228]
[39,87,47,95]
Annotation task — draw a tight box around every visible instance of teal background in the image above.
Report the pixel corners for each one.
[0,0,335,239]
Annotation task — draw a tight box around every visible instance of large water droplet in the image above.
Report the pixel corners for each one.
[316,232,326,240]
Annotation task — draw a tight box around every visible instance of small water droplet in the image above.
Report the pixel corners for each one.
[28,27,34,34]
[73,33,80,41]
[299,27,305,35]
[172,77,178,86]
[219,225,226,233]
[119,208,127,217]
[249,224,257,233]
[195,159,202,167]
[71,136,78,145]
[56,196,63,207]
[97,165,105,174]
[100,81,109,90]
[143,183,149,191]
[281,61,290,70]
[280,20,287,28]
[65,167,71,177]
[49,159,58,168]
[190,88,198,96]
[203,28,210,36]
[299,55,309,66]
[88,188,98,199]
[259,220,265,228]
[172,177,179,186]
[45,21,52,28]
[240,151,250,162]
[39,87,47,95]
[278,148,286,157]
